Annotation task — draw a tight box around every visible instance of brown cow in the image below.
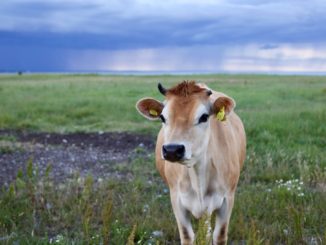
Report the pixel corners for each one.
[136,81,246,244]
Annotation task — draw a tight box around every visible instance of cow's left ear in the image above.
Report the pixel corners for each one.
[136,97,164,120]
[211,96,236,121]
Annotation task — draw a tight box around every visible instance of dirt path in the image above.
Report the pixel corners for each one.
[0,130,155,187]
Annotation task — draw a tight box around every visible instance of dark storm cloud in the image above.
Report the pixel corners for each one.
[1,0,326,49]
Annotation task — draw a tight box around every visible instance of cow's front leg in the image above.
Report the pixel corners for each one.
[212,195,234,245]
[170,192,194,245]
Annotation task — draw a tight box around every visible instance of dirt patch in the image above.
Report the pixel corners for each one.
[0,130,155,187]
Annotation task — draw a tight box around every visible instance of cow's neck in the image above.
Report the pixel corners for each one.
[186,126,213,200]
[187,154,210,203]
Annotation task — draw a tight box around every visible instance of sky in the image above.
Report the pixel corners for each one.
[1,0,326,73]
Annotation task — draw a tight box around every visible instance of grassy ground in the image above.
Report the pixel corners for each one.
[0,74,325,244]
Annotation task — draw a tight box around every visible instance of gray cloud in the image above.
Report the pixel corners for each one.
[1,0,326,48]
[1,0,326,72]
[260,44,279,50]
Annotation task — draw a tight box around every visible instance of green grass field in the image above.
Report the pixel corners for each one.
[0,74,325,244]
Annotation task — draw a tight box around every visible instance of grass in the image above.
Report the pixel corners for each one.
[0,74,325,244]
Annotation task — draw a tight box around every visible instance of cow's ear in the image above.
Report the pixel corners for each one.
[211,96,236,121]
[136,98,164,120]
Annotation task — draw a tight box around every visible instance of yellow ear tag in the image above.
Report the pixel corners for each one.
[149,109,158,116]
[216,106,225,121]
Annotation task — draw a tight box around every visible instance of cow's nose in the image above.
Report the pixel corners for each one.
[162,144,185,162]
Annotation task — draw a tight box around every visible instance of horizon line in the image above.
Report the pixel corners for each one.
[1,70,326,76]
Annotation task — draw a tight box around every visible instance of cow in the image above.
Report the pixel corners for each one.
[136,81,246,245]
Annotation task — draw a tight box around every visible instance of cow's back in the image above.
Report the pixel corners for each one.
[208,110,246,192]
[228,112,246,169]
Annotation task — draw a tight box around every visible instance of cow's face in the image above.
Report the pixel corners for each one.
[159,93,211,167]
[136,81,235,167]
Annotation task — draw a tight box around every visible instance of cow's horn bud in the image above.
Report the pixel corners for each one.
[158,83,167,96]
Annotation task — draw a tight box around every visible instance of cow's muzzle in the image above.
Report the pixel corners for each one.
[162,144,185,162]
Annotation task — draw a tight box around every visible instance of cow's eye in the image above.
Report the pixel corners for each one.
[198,113,209,124]
[159,114,166,123]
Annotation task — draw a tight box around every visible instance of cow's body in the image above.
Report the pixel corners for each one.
[136,81,246,244]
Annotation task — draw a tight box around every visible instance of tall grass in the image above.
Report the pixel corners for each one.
[0,161,116,244]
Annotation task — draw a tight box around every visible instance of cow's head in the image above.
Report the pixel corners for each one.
[136,81,235,167]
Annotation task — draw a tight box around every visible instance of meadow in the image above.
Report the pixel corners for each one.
[0,74,325,244]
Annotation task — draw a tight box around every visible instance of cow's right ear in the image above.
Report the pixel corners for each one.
[136,98,164,120]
